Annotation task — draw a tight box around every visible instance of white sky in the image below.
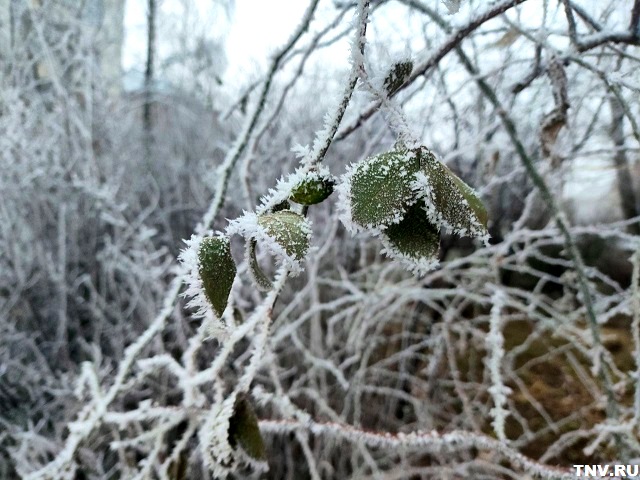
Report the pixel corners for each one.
[123,0,310,83]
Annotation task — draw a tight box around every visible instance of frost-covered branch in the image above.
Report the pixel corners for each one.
[260,419,576,480]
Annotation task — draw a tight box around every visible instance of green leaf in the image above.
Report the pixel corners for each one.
[198,236,236,318]
[289,172,335,206]
[247,239,274,291]
[383,60,413,95]
[349,149,420,230]
[227,394,267,462]
[415,147,488,237]
[257,210,311,261]
[382,201,440,267]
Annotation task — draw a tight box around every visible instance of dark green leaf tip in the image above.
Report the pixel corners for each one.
[227,394,267,462]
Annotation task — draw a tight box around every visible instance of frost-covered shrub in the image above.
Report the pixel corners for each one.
[5,0,640,479]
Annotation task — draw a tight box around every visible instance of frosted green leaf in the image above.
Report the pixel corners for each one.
[258,210,310,261]
[247,239,274,292]
[415,147,488,238]
[228,394,267,462]
[289,172,335,206]
[383,60,413,95]
[349,149,420,230]
[381,201,440,274]
[198,236,236,318]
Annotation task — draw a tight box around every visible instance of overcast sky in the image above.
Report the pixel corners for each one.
[123,0,311,84]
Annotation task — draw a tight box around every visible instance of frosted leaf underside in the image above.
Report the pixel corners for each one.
[382,201,440,262]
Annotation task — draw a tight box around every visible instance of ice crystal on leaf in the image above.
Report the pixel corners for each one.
[258,211,311,263]
[199,395,235,477]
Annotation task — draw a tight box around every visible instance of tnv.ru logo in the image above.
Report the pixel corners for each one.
[574,464,640,478]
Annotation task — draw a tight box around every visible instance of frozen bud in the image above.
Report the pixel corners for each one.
[383,60,413,95]
[289,171,335,206]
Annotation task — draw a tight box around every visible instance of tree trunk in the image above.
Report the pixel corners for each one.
[610,96,640,235]
[143,0,156,162]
